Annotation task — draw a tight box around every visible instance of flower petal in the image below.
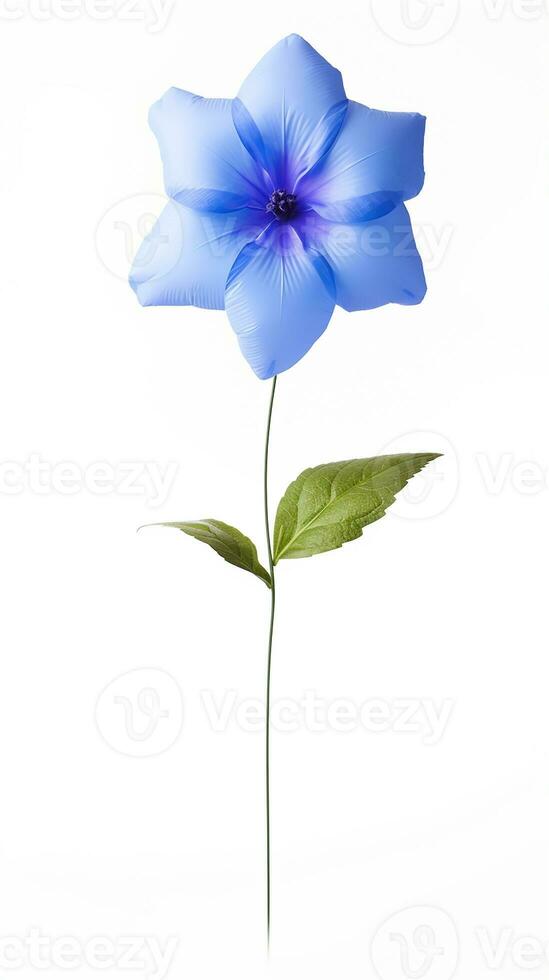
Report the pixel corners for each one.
[175,188,252,212]
[310,190,401,223]
[129,200,266,310]
[225,225,335,378]
[236,34,347,189]
[313,203,426,312]
[149,87,269,209]
[231,98,274,184]
[303,101,425,206]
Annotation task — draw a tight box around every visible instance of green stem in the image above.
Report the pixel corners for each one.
[264,374,277,949]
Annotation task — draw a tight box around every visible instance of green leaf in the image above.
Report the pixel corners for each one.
[143,519,272,588]
[273,454,442,562]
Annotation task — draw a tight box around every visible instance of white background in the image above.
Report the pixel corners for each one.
[1,2,549,978]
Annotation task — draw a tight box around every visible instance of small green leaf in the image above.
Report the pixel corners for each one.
[143,519,271,588]
[273,454,442,562]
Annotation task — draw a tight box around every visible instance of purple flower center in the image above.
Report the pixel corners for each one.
[266,189,297,221]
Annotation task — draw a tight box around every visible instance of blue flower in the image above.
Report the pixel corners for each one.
[130,35,427,380]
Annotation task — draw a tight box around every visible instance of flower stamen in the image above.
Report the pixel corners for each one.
[266,189,297,221]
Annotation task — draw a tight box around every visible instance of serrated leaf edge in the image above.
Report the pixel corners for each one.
[273,453,442,562]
